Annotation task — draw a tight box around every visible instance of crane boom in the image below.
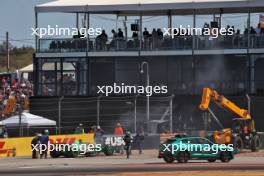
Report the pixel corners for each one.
[199,88,251,120]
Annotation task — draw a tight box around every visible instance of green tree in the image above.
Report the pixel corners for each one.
[0,42,34,72]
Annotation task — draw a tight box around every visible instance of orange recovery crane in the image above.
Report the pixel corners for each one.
[199,87,260,152]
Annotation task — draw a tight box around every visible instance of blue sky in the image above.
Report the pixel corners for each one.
[0,0,261,47]
[0,0,53,47]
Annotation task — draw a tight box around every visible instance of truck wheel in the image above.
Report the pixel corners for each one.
[233,136,243,153]
[251,135,260,152]
[163,152,174,163]
[220,151,232,163]
[177,151,189,163]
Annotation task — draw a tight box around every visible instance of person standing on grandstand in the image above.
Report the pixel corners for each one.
[111,29,118,40]
[117,28,124,38]
[40,130,49,159]
[143,27,150,49]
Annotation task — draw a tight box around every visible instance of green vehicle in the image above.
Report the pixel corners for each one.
[50,141,115,158]
[50,141,82,158]
[158,135,235,163]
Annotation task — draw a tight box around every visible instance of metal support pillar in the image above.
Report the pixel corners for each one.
[139,14,143,52]
[247,9,251,49]
[87,12,90,52]
[169,94,174,132]
[34,10,38,51]
[168,11,172,29]
[192,10,196,94]
[76,13,79,29]
[192,9,196,53]
[246,94,251,114]
[250,56,256,94]
[58,96,64,134]
[97,96,102,126]
[247,9,251,93]
[134,95,139,133]
[125,16,128,41]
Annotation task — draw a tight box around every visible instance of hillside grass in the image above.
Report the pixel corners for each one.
[0,46,34,72]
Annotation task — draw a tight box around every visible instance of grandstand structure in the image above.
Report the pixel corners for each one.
[31,0,264,134]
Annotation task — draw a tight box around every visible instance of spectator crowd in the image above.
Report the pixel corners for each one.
[0,75,33,118]
[41,73,77,96]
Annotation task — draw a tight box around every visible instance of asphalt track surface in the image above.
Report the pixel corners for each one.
[0,151,264,176]
[1,163,264,176]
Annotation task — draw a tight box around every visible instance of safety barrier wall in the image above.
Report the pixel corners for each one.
[0,133,94,158]
[0,132,262,157]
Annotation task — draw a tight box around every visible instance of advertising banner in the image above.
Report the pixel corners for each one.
[0,133,94,157]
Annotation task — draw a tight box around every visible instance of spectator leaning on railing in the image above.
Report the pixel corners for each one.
[46,23,264,52]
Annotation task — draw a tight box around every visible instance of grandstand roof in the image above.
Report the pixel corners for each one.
[36,0,264,14]
[20,64,33,72]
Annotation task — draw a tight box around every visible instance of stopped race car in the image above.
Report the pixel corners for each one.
[50,134,127,158]
[158,135,235,163]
